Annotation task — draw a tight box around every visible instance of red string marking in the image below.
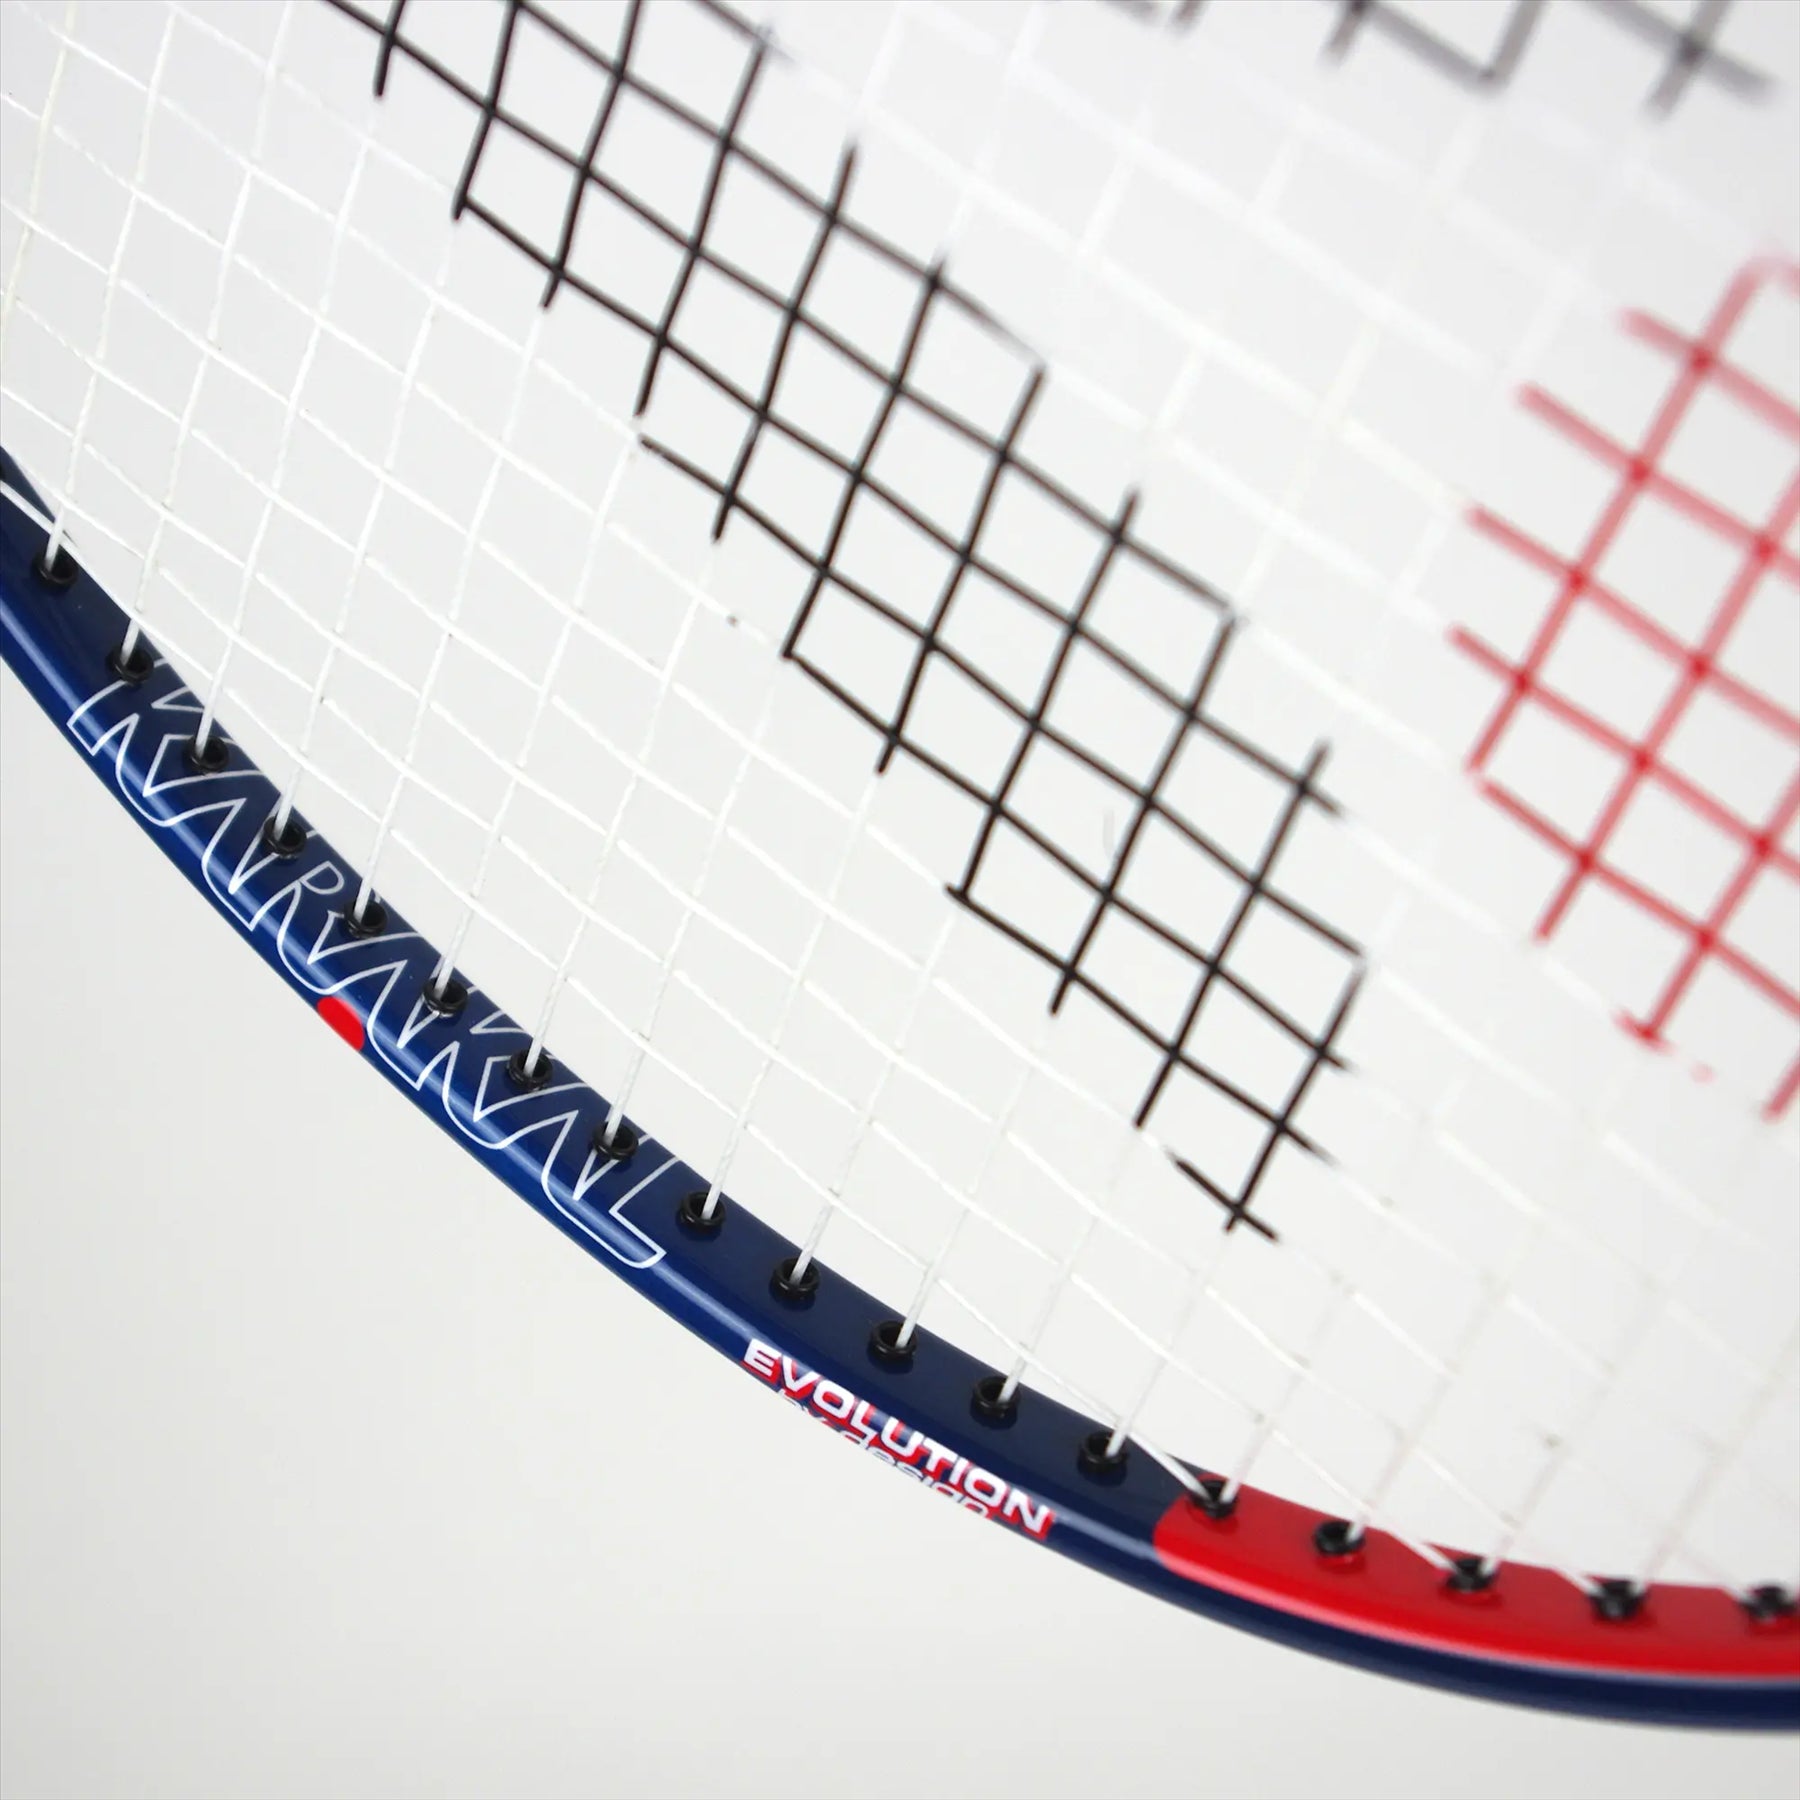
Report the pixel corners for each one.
[1514,387,1800,591]
[1624,309,1800,439]
[1456,630,1800,880]
[1463,511,1800,746]
[1453,259,1800,1118]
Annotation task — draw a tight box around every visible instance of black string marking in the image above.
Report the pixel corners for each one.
[1053,613,1236,1016]
[954,493,1140,897]
[320,0,1365,1237]
[645,438,1351,976]
[451,0,524,222]
[1222,962,1361,1237]
[645,428,1352,1240]
[1606,0,1760,109]
[878,367,1044,777]
[1136,745,1326,1129]
[650,420,1330,853]
[1103,0,1208,27]
[709,147,856,542]
[1640,0,1726,111]
[1321,0,1765,105]
[540,0,643,310]
[326,4,1013,354]
[634,30,769,417]
[1326,0,1546,89]
[373,0,408,97]
[330,6,1038,488]
[780,260,945,659]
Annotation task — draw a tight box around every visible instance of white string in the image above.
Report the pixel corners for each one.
[272,208,464,847]
[32,4,177,578]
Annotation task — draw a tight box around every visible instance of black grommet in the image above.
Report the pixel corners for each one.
[677,1188,724,1236]
[261,813,307,860]
[593,1119,639,1162]
[771,1255,819,1305]
[1744,1584,1797,1624]
[1077,1428,1128,1482]
[868,1319,914,1367]
[341,896,389,939]
[421,976,468,1018]
[1190,1475,1236,1520]
[970,1373,1018,1424]
[107,640,153,684]
[507,1047,553,1090]
[1590,1579,1644,1623]
[184,730,229,773]
[1446,1555,1496,1594]
[1313,1517,1363,1559]
[32,545,77,589]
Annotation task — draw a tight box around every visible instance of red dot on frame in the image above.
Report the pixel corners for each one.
[317,995,365,1053]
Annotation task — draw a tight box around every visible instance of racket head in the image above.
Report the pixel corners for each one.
[2,0,1797,1734]
[3,448,1794,1725]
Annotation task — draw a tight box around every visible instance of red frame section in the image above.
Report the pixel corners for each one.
[1454,259,1800,1116]
[1154,1491,1798,1682]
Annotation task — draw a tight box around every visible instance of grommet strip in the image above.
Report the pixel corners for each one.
[1744,1585,1797,1624]
[1591,1579,1645,1623]
[32,545,76,589]
[1077,1428,1128,1481]
[677,1188,724,1235]
[507,1047,553,1090]
[868,1318,914,1366]
[261,813,307,860]
[1446,1555,1496,1594]
[771,1255,819,1305]
[185,731,229,773]
[341,896,389,939]
[421,976,469,1018]
[1313,1517,1363,1558]
[594,1119,639,1161]
[1190,1475,1235,1520]
[107,639,153,684]
[970,1372,1017,1423]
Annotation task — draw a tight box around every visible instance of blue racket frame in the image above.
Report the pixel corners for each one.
[2,447,1794,1729]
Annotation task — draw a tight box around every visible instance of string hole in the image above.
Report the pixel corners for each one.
[676,1189,724,1236]
[421,976,468,1019]
[868,1319,914,1367]
[184,731,229,774]
[106,640,153,684]
[1445,1555,1496,1595]
[970,1373,1017,1424]
[32,545,77,589]
[1190,1476,1236,1520]
[594,1119,638,1162]
[507,1047,553,1090]
[261,814,307,860]
[1590,1579,1644,1623]
[1077,1429,1128,1483]
[1313,1517,1363,1559]
[341,897,389,939]
[1743,1585,1796,1625]
[770,1256,818,1306]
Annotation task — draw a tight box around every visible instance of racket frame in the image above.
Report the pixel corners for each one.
[2,447,1794,1728]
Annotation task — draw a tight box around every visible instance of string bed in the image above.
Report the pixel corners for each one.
[2,0,1795,1604]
